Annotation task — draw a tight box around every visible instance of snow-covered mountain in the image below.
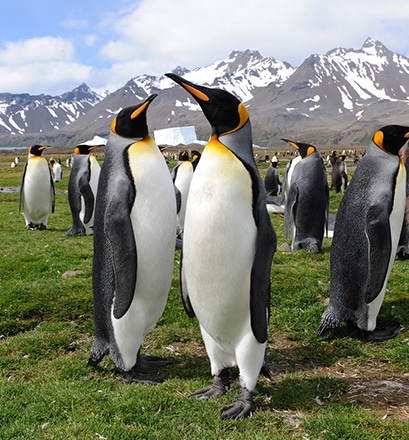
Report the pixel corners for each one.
[2,38,409,149]
[0,83,103,136]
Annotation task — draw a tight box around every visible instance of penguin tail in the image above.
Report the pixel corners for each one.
[316,306,340,336]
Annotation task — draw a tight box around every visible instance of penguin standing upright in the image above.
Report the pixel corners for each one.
[88,95,177,383]
[331,154,348,193]
[396,145,409,259]
[19,145,55,230]
[171,149,201,239]
[264,158,281,196]
[166,73,276,420]
[66,140,104,236]
[49,158,63,183]
[317,125,409,340]
[281,139,329,253]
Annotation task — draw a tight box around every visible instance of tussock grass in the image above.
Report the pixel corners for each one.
[1,152,409,439]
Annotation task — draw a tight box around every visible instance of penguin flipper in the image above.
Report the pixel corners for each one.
[105,194,137,320]
[79,174,95,224]
[180,248,195,318]
[250,196,276,343]
[174,185,181,214]
[284,185,297,239]
[19,163,28,212]
[49,168,55,213]
[365,205,392,304]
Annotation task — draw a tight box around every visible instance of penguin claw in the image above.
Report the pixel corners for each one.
[189,384,227,400]
[189,369,230,400]
[220,388,255,420]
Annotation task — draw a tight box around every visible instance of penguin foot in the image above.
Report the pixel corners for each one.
[364,324,404,341]
[220,387,255,420]
[137,355,172,372]
[38,224,47,231]
[26,223,36,230]
[122,369,165,385]
[189,368,230,400]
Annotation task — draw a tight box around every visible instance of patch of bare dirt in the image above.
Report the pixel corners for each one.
[267,334,409,420]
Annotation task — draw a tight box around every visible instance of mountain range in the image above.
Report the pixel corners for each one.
[2,37,409,150]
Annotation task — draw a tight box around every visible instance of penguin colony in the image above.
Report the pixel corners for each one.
[13,74,409,420]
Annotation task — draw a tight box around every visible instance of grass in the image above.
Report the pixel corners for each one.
[1,151,409,439]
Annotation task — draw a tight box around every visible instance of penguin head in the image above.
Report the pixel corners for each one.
[191,150,201,169]
[110,94,157,139]
[74,144,101,155]
[372,125,409,155]
[165,73,248,137]
[178,150,190,161]
[280,139,316,158]
[28,145,47,156]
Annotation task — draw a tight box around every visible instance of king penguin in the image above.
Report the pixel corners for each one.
[317,125,409,340]
[19,145,55,230]
[281,139,329,253]
[88,95,177,383]
[66,140,104,236]
[166,73,276,420]
[331,154,348,193]
[171,149,201,241]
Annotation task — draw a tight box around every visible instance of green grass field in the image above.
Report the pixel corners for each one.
[1,151,409,439]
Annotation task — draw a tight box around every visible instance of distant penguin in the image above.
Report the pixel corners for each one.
[317,125,409,340]
[66,141,103,236]
[281,154,302,201]
[281,139,329,253]
[166,73,276,420]
[88,95,177,383]
[49,158,63,182]
[264,158,281,196]
[171,149,201,239]
[397,145,409,259]
[331,154,348,193]
[19,145,55,230]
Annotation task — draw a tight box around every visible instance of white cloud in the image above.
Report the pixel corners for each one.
[2,0,409,95]
[0,37,76,65]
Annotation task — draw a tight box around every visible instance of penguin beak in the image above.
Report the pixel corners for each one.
[165,73,248,136]
[281,138,299,150]
[165,73,210,102]
[130,94,158,120]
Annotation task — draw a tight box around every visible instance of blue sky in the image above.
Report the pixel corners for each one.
[1,0,409,96]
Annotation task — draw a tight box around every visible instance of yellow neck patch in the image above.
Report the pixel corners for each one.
[223,103,249,135]
[373,130,384,149]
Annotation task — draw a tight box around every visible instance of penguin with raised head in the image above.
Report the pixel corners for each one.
[331,154,348,193]
[281,139,329,253]
[317,125,409,340]
[19,145,55,230]
[88,95,177,383]
[166,73,276,420]
[66,140,104,237]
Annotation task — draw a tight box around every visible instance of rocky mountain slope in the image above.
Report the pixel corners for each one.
[2,38,409,150]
